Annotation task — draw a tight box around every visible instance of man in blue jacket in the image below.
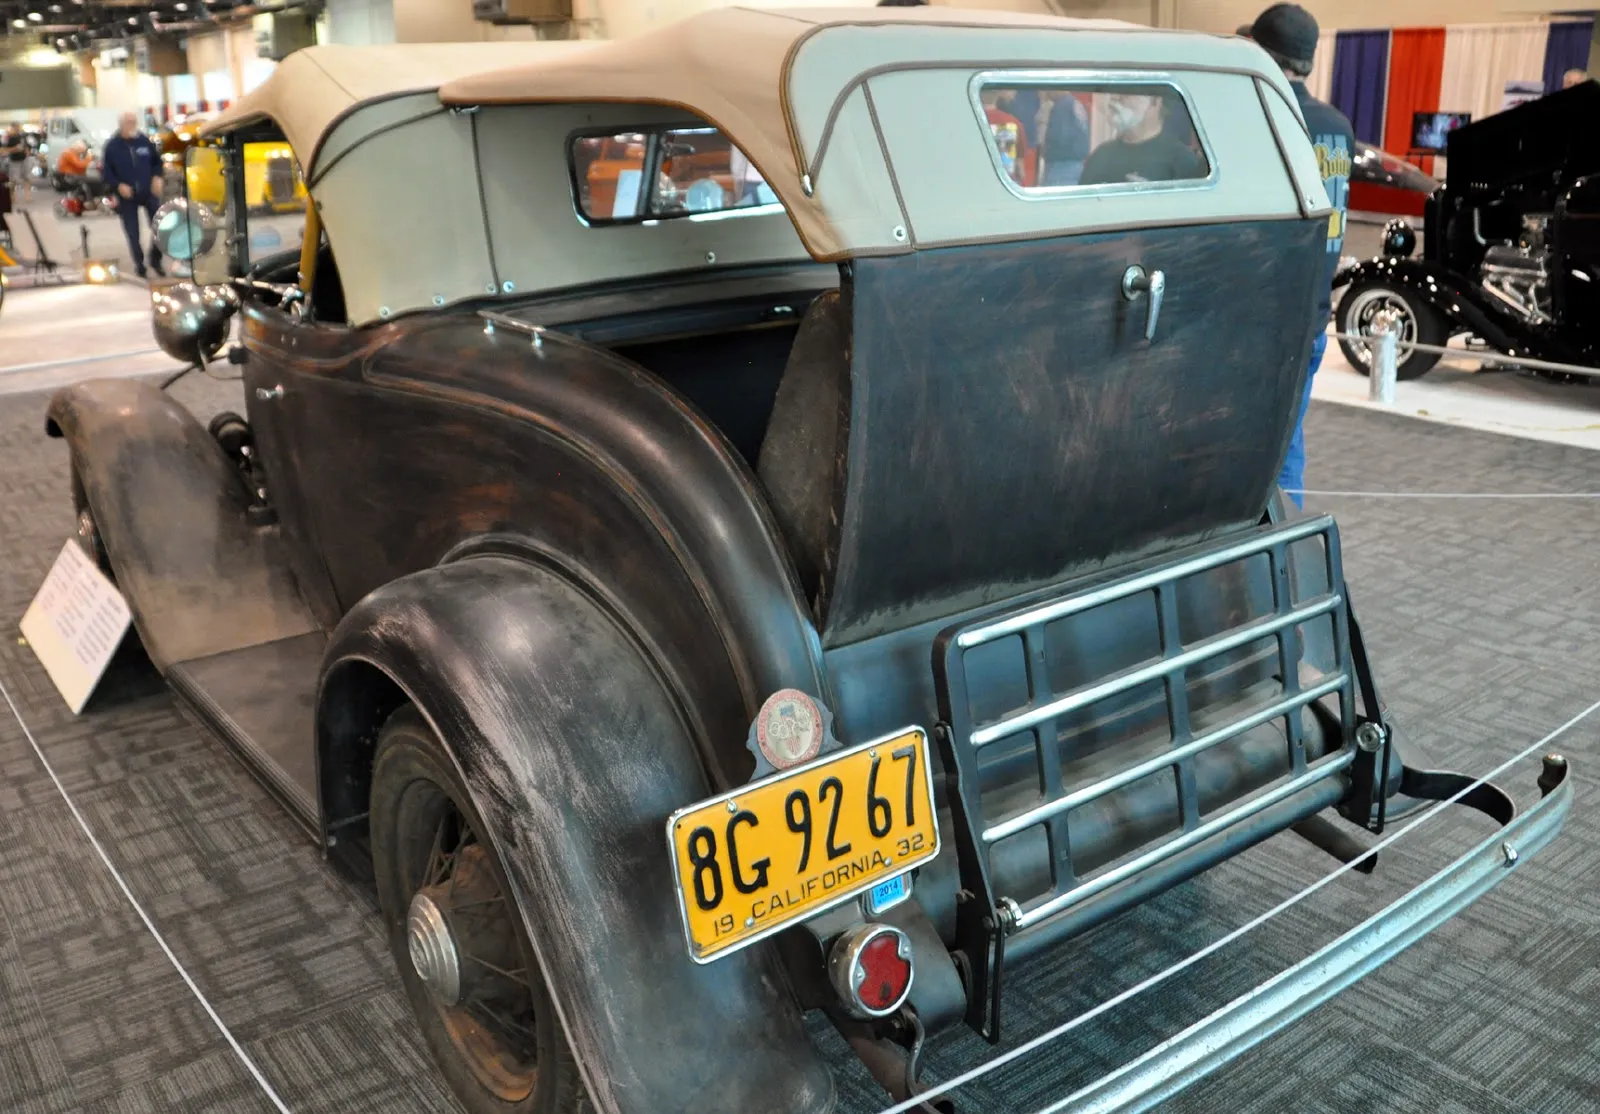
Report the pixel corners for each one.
[101,112,165,279]
[1248,4,1352,507]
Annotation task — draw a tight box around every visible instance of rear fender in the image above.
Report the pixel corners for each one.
[317,555,835,1114]
[44,378,317,669]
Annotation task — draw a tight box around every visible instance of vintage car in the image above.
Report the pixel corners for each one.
[185,133,309,216]
[158,113,214,198]
[1335,80,1600,380]
[45,13,1571,1114]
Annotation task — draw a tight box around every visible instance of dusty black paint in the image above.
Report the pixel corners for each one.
[320,558,834,1114]
[45,379,319,670]
[823,219,1325,645]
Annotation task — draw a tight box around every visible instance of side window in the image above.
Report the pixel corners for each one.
[975,77,1211,192]
[570,125,778,223]
[175,137,310,283]
[239,140,308,260]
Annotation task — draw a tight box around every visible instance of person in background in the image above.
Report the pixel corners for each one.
[1007,87,1044,151]
[1562,68,1591,89]
[1040,91,1090,186]
[2,122,28,198]
[1079,92,1204,184]
[0,162,13,245]
[56,139,92,178]
[102,111,165,280]
[1248,4,1352,508]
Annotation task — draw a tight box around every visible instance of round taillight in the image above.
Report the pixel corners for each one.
[828,923,914,1018]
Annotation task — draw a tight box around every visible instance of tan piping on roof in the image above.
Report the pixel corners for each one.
[1253,76,1310,219]
[803,58,1295,195]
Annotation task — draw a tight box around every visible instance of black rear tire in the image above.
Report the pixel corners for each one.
[370,705,583,1114]
[1335,281,1448,381]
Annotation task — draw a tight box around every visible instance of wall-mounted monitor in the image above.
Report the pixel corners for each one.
[1411,111,1471,154]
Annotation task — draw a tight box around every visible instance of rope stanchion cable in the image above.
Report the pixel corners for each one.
[875,694,1600,1114]
[1285,488,1600,499]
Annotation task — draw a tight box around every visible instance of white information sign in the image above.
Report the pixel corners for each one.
[20,540,133,714]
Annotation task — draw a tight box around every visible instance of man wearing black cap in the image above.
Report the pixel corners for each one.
[1248,3,1352,508]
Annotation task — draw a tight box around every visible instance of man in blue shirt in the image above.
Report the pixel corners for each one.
[1248,5,1352,508]
[101,111,165,279]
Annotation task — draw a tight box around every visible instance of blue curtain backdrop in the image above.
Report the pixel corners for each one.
[1543,19,1595,93]
[1330,30,1391,144]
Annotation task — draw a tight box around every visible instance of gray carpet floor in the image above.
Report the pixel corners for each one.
[1,374,1597,1114]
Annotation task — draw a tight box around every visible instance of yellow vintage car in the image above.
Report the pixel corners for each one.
[185,138,306,214]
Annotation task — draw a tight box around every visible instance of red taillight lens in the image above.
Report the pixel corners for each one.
[857,932,911,1011]
[828,924,914,1017]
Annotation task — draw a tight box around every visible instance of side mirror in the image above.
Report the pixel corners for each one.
[151,281,240,366]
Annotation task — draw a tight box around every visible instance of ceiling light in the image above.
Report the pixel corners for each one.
[12,18,26,28]
[175,1,189,8]
[27,11,44,21]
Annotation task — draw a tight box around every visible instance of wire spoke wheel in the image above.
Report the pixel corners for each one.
[371,706,580,1113]
[399,784,538,1101]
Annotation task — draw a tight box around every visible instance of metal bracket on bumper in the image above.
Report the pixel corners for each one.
[1033,754,1572,1114]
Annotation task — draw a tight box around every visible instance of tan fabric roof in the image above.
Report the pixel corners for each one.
[203,41,594,172]
[439,6,1283,258]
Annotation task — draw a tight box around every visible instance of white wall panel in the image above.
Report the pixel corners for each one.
[1168,0,1541,33]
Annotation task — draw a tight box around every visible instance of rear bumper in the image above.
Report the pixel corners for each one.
[1036,754,1572,1114]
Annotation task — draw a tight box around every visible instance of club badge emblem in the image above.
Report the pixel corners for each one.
[754,688,824,770]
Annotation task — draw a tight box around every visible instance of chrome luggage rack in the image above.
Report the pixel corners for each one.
[933,514,1379,1040]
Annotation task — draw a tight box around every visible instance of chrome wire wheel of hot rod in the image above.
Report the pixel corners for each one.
[371,706,581,1113]
[1335,281,1447,380]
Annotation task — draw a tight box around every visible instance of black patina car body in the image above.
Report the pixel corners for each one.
[1335,81,1600,380]
[39,15,1573,1114]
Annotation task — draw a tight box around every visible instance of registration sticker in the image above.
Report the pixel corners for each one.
[864,873,910,916]
[667,727,939,963]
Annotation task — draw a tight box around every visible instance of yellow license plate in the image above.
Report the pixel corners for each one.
[667,727,939,962]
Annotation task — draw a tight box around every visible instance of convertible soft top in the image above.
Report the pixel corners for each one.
[202,41,594,171]
[195,8,1331,323]
[442,6,1320,257]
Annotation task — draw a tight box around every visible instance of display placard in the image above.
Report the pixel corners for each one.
[20,541,132,714]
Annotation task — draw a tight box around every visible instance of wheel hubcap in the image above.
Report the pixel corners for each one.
[1346,289,1417,366]
[397,789,540,1101]
[407,891,463,1007]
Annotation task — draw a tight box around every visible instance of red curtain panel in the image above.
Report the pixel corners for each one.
[1382,27,1446,174]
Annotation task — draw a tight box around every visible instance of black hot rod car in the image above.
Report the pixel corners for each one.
[44,11,1570,1114]
[1335,79,1600,380]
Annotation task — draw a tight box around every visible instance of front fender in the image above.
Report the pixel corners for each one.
[44,377,318,669]
[1332,257,1532,354]
[318,556,835,1114]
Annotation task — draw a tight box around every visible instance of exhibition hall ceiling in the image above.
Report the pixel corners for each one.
[0,1,306,53]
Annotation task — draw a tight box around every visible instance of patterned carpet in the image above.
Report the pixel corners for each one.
[1,373,1597,1114]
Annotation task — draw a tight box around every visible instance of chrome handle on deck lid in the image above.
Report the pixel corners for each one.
[1121,264,1166,341]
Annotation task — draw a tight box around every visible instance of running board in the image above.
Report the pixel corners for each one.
[168,632,325,836]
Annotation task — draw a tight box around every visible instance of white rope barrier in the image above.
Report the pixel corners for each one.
[1286,489,1600,500]
[877,695,1600,1114]
[1326,330,1599,381]
[0,347,165,376]
[0,678,295,1113]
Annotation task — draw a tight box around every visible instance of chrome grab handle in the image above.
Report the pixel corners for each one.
[1121,264,1166,341]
